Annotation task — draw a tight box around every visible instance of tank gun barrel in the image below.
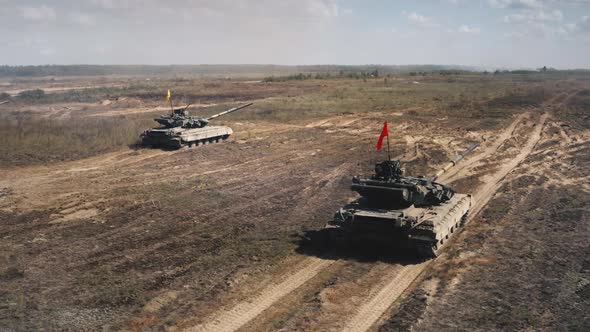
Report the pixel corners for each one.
[431,143,479,181]
[206,103,253,121]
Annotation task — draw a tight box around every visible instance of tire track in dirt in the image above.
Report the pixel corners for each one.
[0,148,184,211]
[336,113,548,332]
[468,112,547,217]
[438,112,529,183]
[179,160,355,331]
[340,262,429,332]
[183,257,335,332]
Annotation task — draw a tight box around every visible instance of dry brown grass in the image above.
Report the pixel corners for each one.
[0,111,152,167]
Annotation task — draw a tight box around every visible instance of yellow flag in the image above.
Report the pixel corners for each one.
[166,89,171,101]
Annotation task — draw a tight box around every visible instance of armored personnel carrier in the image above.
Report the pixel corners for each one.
[327,143,478,257]
[141,103,252,149]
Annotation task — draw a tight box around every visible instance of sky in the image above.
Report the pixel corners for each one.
[0,0,589,68]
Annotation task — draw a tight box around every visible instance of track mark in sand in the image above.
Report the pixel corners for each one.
[184,257,335,332]
[337,113,548,332]
[341,262,429,332]
[470,113,547,217]
[438,112,529,183]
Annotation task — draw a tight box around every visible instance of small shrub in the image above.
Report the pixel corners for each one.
[17,89,45,101]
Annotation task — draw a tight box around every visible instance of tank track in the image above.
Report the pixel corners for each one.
[182,134,230,148]
[143,134,230,149]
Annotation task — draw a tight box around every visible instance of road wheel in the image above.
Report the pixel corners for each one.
[459,213,468,227]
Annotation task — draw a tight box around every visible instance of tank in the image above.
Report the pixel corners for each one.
[141,102,252,149]
[327,143,478,257]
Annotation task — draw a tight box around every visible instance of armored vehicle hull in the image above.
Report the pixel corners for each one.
[328,143,477,258]
[328,194,472,257]
[141,103,252,149]
[141,125,233,149]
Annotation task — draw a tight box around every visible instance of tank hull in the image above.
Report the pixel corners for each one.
[328,194,472,257]
[141,126,234,149]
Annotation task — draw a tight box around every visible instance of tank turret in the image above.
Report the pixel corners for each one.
[350,143,477,209]
[152,103,252,129]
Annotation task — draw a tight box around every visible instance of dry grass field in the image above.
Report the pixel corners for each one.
[0,72,588,331]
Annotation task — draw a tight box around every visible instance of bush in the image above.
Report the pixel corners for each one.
[17,89,45,101]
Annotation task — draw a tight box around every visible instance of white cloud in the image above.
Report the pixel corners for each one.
[565,15,590,33]
[91,0,339,18]
[90,0,146,9]
[504,19,579,39]
[407,12,429,24]
[498,0,573,39]
[458,25,481,33]
[504,9,562,23]
[504,30,527,38]
[489,0,544,9]
[306,0,339,17]
[404,11,438,27]
[69,12,96,26]
[40,48,56,56]
[19,38,56,57]
[20,5,56,21]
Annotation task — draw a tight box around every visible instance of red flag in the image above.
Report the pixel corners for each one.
[376,121,388,150]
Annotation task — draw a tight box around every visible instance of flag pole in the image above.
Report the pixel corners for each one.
[386,132,391,161]
[167,90,174,114]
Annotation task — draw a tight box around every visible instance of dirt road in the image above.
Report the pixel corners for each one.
[187,258,335,332]
[333,113,548,332]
